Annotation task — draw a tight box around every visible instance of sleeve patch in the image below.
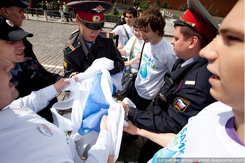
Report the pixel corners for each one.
[174,97,190,112]
[64,60,67,69]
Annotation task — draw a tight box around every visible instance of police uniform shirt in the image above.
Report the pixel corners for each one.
[10,63,22,77]
[181,55,200,67]
[10,58,62,98]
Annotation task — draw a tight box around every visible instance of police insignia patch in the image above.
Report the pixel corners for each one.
[64,60,67,69]
[174,97,190,112]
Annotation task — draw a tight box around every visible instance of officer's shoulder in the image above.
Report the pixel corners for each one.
[64,40,82,55]
[20,57,40,66]
[66,29,80,43]
[23,57,35,62]
[99,31,113,40]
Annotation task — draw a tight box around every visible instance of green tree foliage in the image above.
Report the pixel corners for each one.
[213,9,219,16]
[132,0,135,6]
[121,0,126,4]
[50,1,59,10]
[161,0,168,8]
[112,2,119,15]
[155,0,161,6]
[182,2,188,11]
[208,4,213,15]
[178,4,183,11]
[140,0,150,12]
[137,0,141,6]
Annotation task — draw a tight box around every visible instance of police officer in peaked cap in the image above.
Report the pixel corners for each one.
[122,0,218,161]
[0,16,62,123]
[63,1,124,78]
[0,0,39,61]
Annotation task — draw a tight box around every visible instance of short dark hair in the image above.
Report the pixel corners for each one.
[137,7,165,37]
[124,7,137,18]
[134,18,139,28]
[175,25,211,49]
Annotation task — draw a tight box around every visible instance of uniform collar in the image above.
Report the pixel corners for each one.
[10,63,22,77]
[85,40,95,51]
[0,106,16,131]
[181,55,200,67]
[170,56,208,84]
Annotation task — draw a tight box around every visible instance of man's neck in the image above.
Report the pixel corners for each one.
[233,109,245,144]
[12,62,17,70]
[150,36,162,45]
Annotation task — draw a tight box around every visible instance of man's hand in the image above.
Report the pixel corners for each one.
[100,115,108,131]
[53,78,70,93]
[117,100,127,113]
[71,75,78,81]
[107,155,114,163]
[125,60,131,66]
[123,120,139,135]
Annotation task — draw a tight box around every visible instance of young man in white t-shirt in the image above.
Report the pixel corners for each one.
[121,6,176,146]
[123,1,245,161]
[127,7,177,111]
[119,18,144,74]
[111,7,137,48]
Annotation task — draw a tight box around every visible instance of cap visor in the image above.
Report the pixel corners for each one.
[7,29,33,41]
[82,21,104,30]
[19,1,30,8]
[174,19,188,26]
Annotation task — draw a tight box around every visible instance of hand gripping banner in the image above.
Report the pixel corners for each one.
[51,58,124,162]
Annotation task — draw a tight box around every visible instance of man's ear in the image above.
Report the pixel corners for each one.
[0,7,9,17]
[189,36,198,49]
[75,17,80,26]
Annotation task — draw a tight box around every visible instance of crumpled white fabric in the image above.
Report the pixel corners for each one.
[51,58,125,162]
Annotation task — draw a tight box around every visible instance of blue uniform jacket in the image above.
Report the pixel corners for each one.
[128,57,217,134]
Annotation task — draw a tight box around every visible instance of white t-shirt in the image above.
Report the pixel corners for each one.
[123,35,144,74]
[0,85,110,163]
[149,101,245,163]
[112,24,134,47]
[135,38,177,100]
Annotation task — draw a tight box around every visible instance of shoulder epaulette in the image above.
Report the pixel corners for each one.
[67,29,80,43]
[65,41,81,54]
[99,31,113,39]
[71,29,80,35]
[24,57,33,60]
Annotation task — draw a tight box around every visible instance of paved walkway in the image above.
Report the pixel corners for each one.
[22,13,174,162]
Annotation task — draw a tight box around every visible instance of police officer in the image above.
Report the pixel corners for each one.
[0,15,62,122]
[121,0,218,162]
[0,0,38,61]
[63,1,124,78]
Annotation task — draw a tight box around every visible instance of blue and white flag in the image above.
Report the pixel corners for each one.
[51,58,125,162]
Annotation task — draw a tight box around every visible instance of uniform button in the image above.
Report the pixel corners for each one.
[192,71,195,74]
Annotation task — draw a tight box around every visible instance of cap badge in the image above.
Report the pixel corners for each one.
[180,17,196,27]
[92,5,105,13]
[6,20,14,27]
[92,15,101,22]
